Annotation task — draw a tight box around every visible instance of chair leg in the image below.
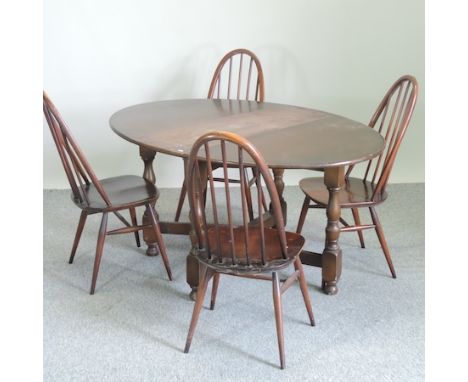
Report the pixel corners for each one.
[296,196,310,234]
[294,258,315,326]
[369,207,396,278]
[272,272,285,369]
[351,208,365,248]
[184,265,214,353]
[261,188,268,212]
[129,207,140,248]
[69,210,88,264]
[210,272,220,310]
[174,181,187,222]
[90,212,108,295]
[203,187,208,207]
[245,169,254,221]
[255,168,269,212]
[146,203,173,281]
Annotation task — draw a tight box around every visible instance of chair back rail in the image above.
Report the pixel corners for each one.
[346,75,419,200]
[187,131,287,267]
[43,92,111,207]
[207,48,265,102]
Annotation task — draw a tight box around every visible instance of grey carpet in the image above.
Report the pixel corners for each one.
[44,184,424,382]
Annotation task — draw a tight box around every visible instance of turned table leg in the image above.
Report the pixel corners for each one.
[139,146,160,256]
[186,161,208,301]
[321,166,345,295]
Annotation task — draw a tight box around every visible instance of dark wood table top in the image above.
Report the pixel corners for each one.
[110,99,384,169]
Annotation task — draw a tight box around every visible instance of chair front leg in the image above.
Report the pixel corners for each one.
[296,196,310,234]
[175,181,187,222]
[272,272,285,369]
[90,212,108,295]
[184,265,214,353]
[210,272,220,310]
[69,210,88,264]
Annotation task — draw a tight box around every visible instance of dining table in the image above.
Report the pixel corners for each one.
[110,99,385,297]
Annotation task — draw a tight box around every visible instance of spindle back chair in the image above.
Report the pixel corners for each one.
[296,76,419,278]
[207,48,265,102]
[43,91,172,294]
[347,75,418,199]
[183,131,315,369]
[174,49,266,223]
[43,93,109,208]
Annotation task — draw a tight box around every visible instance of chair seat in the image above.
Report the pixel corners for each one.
[195,226,305,275]
[299,177,387,208]
[72,175,159,211]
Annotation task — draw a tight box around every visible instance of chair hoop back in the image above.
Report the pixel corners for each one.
[43,91,111,207]
[347,75,419,199]
[207,49,265,102]
[187,131,287,268]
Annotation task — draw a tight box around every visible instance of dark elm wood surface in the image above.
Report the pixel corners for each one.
[110,99,384,169]
[110,99,385,296]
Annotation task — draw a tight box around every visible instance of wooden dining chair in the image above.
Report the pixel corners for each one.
[43,91,172,294]
[183,131,315,369]
[296,75,419,278]
[174,48,266,223]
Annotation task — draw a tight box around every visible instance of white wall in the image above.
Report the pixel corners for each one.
[44,0,424,189]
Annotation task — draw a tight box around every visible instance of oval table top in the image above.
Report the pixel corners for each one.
[110,99,384,169]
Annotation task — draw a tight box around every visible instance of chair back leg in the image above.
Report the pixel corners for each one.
[351,208,366,248]
[294,258,315,326]
[129,207,141,247]
[244,170,254,221]
[146,203,173,281]
[369,207,397,278]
